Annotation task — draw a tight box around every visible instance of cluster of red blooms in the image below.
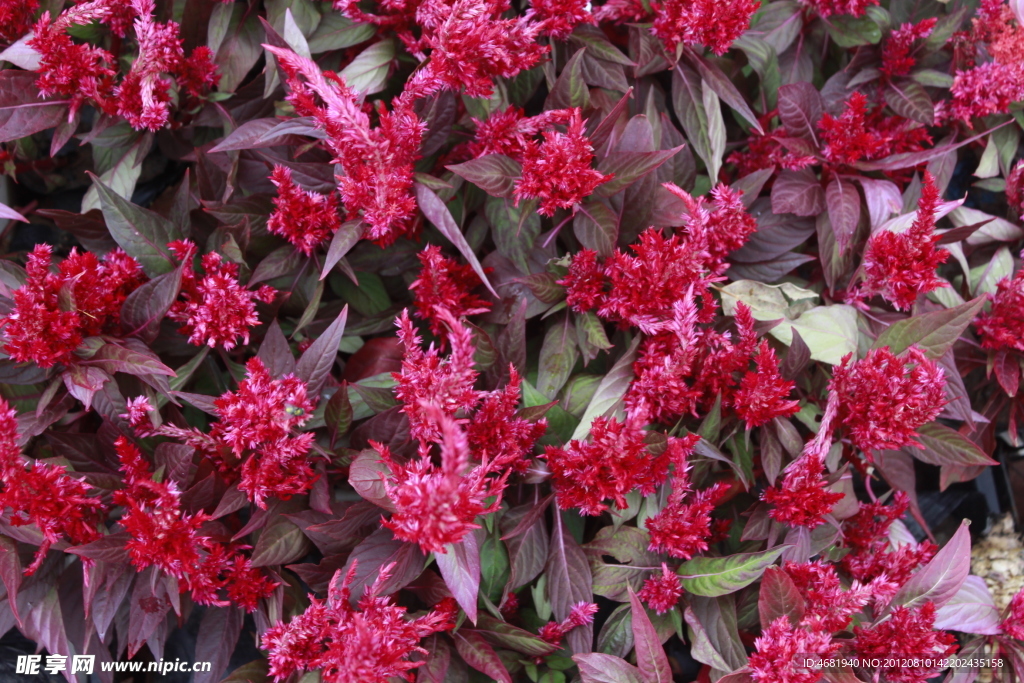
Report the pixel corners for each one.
[403,0,547,99]
[537,602,599,647]
[113,437,277,611]
[750,617,839,683]
[798,0,879,17]
[2,244,146,368]
[513,110,612,216]
[840,493,937,596]
[785,561,873,631]
[267,46,424,247]
[1002,589,1024,639]
[950,0,1024,124]
[384,310,545,551]
[168,241,276,351]
[762,394,844,529]
[638,563,684,614]
[830,346,946,454]
[28,0,218,129]
[858,172,949,310]
[127,357,318,508]
[545,403,672,515]
[726,117,818,177]
[974,254,1024,352]
[267,166,343,256]
[853,603,958,683]
[0,398,105,574]
[528,0,594,38]
[463,106,575,159]
[646,437,733,559]
[409,246,492,338]
[0,0,37,40]
[1008,161,1024,216]
[881,19,938,79]
[651,0,759,55]
[819,92,932,166]
[262,563,456,683]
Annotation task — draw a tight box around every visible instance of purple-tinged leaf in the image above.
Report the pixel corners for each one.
[209,118,280,152]
[415,634,452,683]
[472,614,559,657]
[63,365,112,411]
[758,565,805,628]
[731,168,775,208]
[320,219,363,280]
[0,201,26,223]
[855,123,1008,172]
[771,169,825,217]
[436,531,481,624]
[678,546,787,597]
[86,342,176,377]
[194,606,244,683]
[257,319,297,378]
[121,266,183,343]
[415,182,497,297]
[884,81,934,124]
[90,174,179,277]
[596,146,685,197]
[295,305,347,398]
[857,177,902,228]
[448,155,522,199]
[547,513,594,654]
[872,297,986,359]
[547,48,590,111]
[574,199,619,257]
[343,528,425,602]
[0,536,21,625]
[906,423,997,467]
[67,532,131,564]
[127,568,171,658]
[933,575,1001,635]
[573,653,645,683]
[0,71,69,142]
[453,631,513,683]
[251,519,311,567]
[777,82,823,144]
[629,588,672,683]
[685,49,763,134]
[826,176,861,254]
[995,349,1020,397]
[250,245,303,285]
[891,520,971,611]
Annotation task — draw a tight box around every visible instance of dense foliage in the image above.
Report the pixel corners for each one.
[0,0,1023,681]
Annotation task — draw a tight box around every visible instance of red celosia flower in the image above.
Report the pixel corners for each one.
[379,408,509,552]
[598,228,711,333]
[859,172,949,311]
[853,602,958,683]
[733,341,800,428]
[881,19,937,79]
[465,106,574,160]
[175,46,220,97]
[762,393,844,528]
[651,0,758,55]
[1001,589,1024,639]
[403,0,547,99]
[561,249,606,312]
[168,241,277,351]
[266,46,424,246]
[263,562,456,683]
[529,0,594,38]
[30,1,117,118]
[840,492,937,590]
[0,0,38,40]
[638,564,683,614]
[113,437,278,609]
[819,92,931,166]
[646,435,731,559]
[975,256,1024,352]
[0,399,105,574]
[465,368,547,472]
[410,245,492,338]
[267,165,342,256]
[115,0,187,131]
[513,110,611,216]
[538,602,599,647]
[799,0,878,17]
[830,346,946,453]
[749,617,839,683]
[950,0,1024,124]
[1007,161,1024,215]
[393,309,480,443]
[784,561,872,631]
[545,403,671,515]
[2,244,146,368]
[662,182,758,273]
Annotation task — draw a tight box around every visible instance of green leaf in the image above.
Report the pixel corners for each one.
[537,315,578,400]
[547,48,589,110]
[677,547,787,597]
[339,38,395,95]
[485,195,540,273]
[872,297,985,358]
[307,12,375,53]
[908,423,998,467]
[90,174,177,277]
[571,337,639,441]
[826,14,882,47]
